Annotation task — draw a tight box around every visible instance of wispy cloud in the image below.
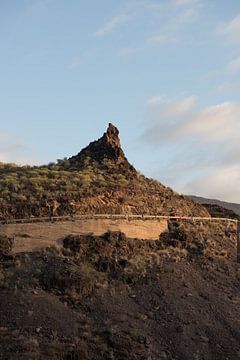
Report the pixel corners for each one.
[94,14,131,37]
[217,14,240,43]
[226,57,240,73]
[200,55,240,95]
[146,96,165,106]
[146,95,196,119]
[180,102,239,141]
[215,82,240,94]
[173,0,199,7]
[120,0,201,56]
[142,96,240,201]
[144,96,239,145]
[208,55,240,76]
[182,164,240,202]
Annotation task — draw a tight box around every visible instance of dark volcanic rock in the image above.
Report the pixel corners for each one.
[202,203,239,220]
[1,223,239,359]
[68,123,136,172]
[0,235,14,256]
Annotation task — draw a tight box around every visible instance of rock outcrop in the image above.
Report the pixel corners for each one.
[68,123,136,172]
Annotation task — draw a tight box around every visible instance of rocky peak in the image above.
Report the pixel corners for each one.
[104,123,121,148]
[68,123,136,172]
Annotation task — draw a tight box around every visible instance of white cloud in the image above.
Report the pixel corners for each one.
[226,57,240,73]
[143,96,198,143]
[149,95,195,110]
[217,14,240,43]
[146,96,165,106]
[143,96,240,202]
[182,164,240,203]
[181,102,240,142]
[145,97,240,143]
[94,14,130,37]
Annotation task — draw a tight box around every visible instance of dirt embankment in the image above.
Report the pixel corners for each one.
[0,218,168,254]
[0,221,239,359]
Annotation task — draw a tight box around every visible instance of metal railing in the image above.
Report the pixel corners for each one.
[0,213,238,224]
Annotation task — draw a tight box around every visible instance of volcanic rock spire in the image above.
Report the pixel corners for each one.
[68,123,136,172]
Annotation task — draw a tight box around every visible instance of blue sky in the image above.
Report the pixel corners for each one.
[1,0,240,202]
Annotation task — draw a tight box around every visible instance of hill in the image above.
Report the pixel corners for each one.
[190,195,240,217]
[0,124,208,220]
[0,219,239,359]
[0,124,239,359]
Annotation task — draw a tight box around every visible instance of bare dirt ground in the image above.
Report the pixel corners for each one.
[0,219,168,253]
[0,221,240,359]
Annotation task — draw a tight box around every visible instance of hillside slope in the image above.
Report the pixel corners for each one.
[0,124,208,219]
[0,220,239,359]
[190,195,240,216]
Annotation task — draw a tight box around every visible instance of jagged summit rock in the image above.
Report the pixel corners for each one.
[104,123,121,149]
[68,123,136,172]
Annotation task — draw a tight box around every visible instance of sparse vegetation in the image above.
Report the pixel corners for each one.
[0,223,239,359]
[0,124,208,220]
[0,124,239,359]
